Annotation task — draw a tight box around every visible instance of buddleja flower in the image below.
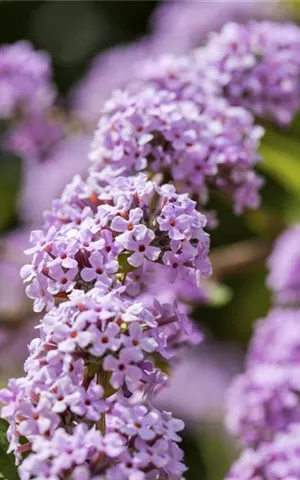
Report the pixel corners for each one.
[247,308,300,367]
[0,287,200,453]
[19,405,185,480]
[226,364,300,447]
[267,225,300,305]
[132,53,219,105]
[226,424,300,480]
[201,21,300,125]
[21,173,211,313]
[0,41,55,120]
[89,86,264,214]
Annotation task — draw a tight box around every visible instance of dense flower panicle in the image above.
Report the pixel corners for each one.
[267,225,300,304]
[226,425,300,480]
[0,41,55,120]
[247,308,300,367]
[19,407,185,480]
[226,364,300,447]
[21,173,211,313]
[0,288,188,478]
[201,21,300,125]
[90,87,264,214]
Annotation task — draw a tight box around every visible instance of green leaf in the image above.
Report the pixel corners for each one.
[0,149,22,233]
[0,418,20,480]
[259,130,300,196]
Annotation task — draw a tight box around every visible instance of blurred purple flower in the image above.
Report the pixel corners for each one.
[151,0,287,55]
[247,308,300,367]
[267,225,300,304]
[226,424,300,479]
[0,41,55,119]
[156,343,242,426]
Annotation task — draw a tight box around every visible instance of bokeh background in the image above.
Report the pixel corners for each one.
[1,1,300,478]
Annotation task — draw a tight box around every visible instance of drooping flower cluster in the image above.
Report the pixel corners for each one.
[226,225,300,477]
[201,21,300,125]
[0,41,55,120]
[90,86,264,215]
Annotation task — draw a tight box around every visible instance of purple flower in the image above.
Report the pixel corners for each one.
[267,225,300,304]
[125,229,160,268]
[0,41,55,120]
[247,308,300,367]
[81,251,119,287]
[151,0,283,55]
[122,323,157,354]
[226,424,300,480]
[226,364,300,447]
[25,276,53,312]
[90,83,264,215]
[4,114,63,163]
[48,265,78,295]
[202,21,300,125]
[88,322,121,357]
[111,207,144,242]
[103,347,143,390]
[22,171,210,312]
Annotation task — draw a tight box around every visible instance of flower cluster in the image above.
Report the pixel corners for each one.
[226,424,300,480]
[226,226,300,477]
[267,225,300,305]
[201,21,300,125]
[0,41,55,120]
[21,172,211,313]
[226,363,300,446]
[90,86,264,215]
[151,0,282,55]
[19,406,185,480]
[1,286,191,479]
[247,308,300,367]
[4,113,64,163]
[3,19,300,480]
[2,165,207,477]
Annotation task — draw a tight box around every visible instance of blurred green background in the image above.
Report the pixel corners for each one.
[1,1,300,479]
